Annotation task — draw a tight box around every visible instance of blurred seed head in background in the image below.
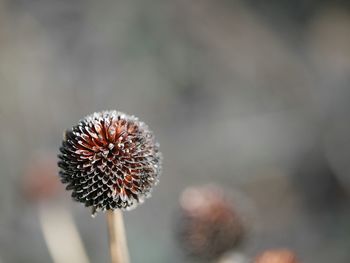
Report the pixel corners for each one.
[21,153,62,202]
[253,249,299,263]
[175,184,245,261]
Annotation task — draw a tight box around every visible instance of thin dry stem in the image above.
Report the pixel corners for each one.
[107,210,130,263]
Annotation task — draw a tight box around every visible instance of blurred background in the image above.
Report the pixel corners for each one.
[1,0,350,262]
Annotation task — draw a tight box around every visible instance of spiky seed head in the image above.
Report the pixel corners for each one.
[254,249,299,263]
[58,110,162,216]
[176,185,245,261]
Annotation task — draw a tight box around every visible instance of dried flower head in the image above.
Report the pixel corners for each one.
[58,110,162,215]
[176,185,245,261]
[254,249,299,263]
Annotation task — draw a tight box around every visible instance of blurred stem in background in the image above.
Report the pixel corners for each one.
[38,204,90,263]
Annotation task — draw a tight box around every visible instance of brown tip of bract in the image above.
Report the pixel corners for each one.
[58,110,162,215]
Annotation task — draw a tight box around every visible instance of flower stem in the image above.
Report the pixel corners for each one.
[107,210,130,263]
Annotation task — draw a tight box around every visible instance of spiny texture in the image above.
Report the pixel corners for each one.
[176,185,245,261]
[58,111,162,216]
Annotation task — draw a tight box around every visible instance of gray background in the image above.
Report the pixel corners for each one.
[0,0,350,262]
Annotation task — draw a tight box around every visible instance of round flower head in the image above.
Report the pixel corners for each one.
[58,111,162,216]
[176,185,245,261]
